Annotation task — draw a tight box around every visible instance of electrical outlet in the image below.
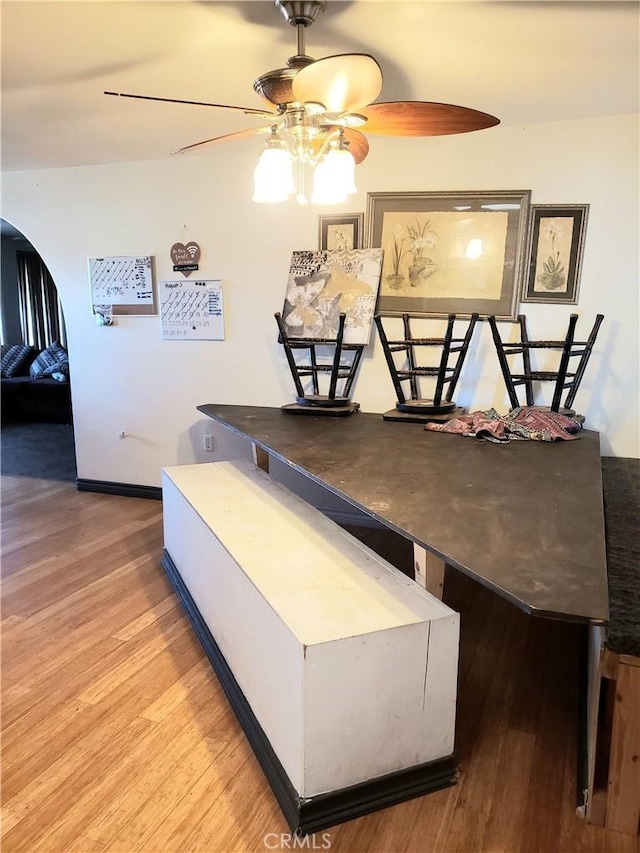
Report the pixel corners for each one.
[203,435,214,452]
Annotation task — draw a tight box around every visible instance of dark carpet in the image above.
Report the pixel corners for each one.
[1,421,77,482]
[601,457,640,656]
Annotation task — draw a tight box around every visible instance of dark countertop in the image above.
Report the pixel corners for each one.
[198,404,609,626]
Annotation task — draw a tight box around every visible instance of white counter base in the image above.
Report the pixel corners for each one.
[162,460,460,832]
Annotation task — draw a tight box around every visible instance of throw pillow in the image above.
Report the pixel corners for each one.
[43,358,70,381]
[29,341,68,377]
[1,344,36,378]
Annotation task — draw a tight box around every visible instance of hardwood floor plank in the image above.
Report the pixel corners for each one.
[1,634,126,727]
[2,604,188,729]
[479,621,548,851]
[201,766,290,853]
[2,716,155,849]
[1,524,162,617]
[155,737,255,853]
[142,738,254,853]
[76,631,205,724]
[111,594,177,641]
[520,621,574,851]
[103,738,226,853]
[2,698,104,790]
[330,806,408,853]
[21,670,237,852]
[2,632,202,798]
[62,835,107,853]
[82,723,230,845]
[0,555,169,653]
[76,611,190,705]
[0,615,25,630]
[138,657,212,722]
[0,806,21,838]
[1,497,160,572]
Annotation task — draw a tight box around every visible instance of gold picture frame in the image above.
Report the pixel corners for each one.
[366,190,531,319]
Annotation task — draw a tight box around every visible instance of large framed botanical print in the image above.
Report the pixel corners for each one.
[366,190,531,319]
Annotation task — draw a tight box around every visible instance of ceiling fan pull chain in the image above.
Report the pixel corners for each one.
[296,158,308,206]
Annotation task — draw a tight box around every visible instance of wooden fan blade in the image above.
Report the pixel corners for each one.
[292,54,383,113]
[317,127,370,165]
[104,91,275,118]
[343,128,370,165]
[360,101,500,136]
[172,126,273,156]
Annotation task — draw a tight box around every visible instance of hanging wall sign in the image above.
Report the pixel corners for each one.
[170,241,201,277]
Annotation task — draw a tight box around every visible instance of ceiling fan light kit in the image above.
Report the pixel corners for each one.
[254,121,357,205]
[105,0,499,206]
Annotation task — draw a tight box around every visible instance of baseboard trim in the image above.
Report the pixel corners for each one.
[162,547,458,835]
[77,479,162,501]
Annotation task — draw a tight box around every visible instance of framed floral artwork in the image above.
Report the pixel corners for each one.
[366,190,531,319]
[522,204,589,304]
[318,213,364,251]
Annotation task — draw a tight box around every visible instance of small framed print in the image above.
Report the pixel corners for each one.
[318,213,364,251]
[522,204,589,304]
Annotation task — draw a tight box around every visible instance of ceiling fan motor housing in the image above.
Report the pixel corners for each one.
[255,1,326,106]
[253,55,315,107]
[275,1,326,28]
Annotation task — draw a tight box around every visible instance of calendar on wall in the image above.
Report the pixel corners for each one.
[88,255,155,315]
[160,279,224,340]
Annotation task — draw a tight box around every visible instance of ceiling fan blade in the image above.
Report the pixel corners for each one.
[172,126,274,156]
[292,54,383,113]
[104,91,275,118]
[317,127,370,165]
[359,101,499,136]
[343,128,370,165]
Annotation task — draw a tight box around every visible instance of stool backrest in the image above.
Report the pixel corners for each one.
[487,313,604,413]
[374,313,479,408]
[275,312,364,403]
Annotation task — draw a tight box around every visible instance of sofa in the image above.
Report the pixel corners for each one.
[1,343,72,424]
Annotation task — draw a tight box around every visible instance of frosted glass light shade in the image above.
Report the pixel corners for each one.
[310,148,357,205]
[252,147,296,203]
[310,160,347,205]
[326,147,357,195]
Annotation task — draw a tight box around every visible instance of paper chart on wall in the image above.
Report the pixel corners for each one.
[160,280,224,340]
[88,256,155,315]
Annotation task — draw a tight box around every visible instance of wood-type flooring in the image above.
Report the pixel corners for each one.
[2,472,637,853]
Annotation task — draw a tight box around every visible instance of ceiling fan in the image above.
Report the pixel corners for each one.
[105,0,499,204]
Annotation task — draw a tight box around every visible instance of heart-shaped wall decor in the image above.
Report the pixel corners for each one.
[170,242,201,277]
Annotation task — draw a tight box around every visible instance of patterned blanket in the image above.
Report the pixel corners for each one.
[424,407,585,443]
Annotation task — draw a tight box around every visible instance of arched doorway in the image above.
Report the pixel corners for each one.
[1,219,76,482]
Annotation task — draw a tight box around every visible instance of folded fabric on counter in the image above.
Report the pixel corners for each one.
[424,407,585,443]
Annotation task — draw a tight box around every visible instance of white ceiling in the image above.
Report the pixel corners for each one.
[1,0,638,173]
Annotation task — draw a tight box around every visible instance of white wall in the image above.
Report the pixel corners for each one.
[2,113,638,486]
